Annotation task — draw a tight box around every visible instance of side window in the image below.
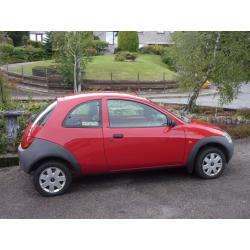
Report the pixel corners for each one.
[33,101,57,126]
[107,100,168,128]
[64,100,101,128]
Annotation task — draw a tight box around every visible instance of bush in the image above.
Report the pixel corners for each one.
[0,44,14,63]
[114,47,122,54]
[118,31,139,52]
[161,51,176,71]
[12,46,46,62]
[93,40,108,54]
[85,47,97,56]
[26,40,43,48]
[0,117,7,154]
[115,51,137,61]
[236,108,250,120]
[140,44,165,55]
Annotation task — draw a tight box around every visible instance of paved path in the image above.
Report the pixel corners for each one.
[149,83,250,109]
[0,138,249,218]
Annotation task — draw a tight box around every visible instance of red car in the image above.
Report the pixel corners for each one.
[19,92,234,196]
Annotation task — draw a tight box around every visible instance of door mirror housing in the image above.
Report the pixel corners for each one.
[168,119,176,127]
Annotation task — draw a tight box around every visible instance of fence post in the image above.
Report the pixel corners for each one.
[163,72,165,81]
[21,65,24,80]
[137,72,140,93]
[6,64,9,82]
[45,67,48,84]
[110,72,113,81]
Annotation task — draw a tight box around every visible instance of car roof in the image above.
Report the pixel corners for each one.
[57,91,147,102]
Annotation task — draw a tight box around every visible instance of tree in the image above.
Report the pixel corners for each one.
[170,32,250,112]
[118,31,139,52]
[43,32,53,57]
[52,32,94,92]
[7,31,29,46]
[0,32,13,44]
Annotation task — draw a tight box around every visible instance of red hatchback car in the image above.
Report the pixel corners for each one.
[19,92,234,196]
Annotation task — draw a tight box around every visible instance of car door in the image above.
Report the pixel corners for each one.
[103,98,186,171]
[61,99,108,174]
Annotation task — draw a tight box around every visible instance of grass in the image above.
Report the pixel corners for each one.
[9,60,54,76]
[9,55,176,81]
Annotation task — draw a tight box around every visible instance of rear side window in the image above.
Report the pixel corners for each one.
[63,100,101,128]
[33,101,57,126]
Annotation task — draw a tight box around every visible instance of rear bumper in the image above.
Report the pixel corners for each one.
[18,144,31,173]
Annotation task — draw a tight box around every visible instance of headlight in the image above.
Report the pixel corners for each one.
[224,132,232,143]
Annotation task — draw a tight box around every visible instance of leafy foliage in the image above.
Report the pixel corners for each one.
[43,32,53,57]
[7,31,29,46]
[118,31,139,52]
[93,40,108,55]
[169,31,250,111]
[0,44,14,63]
[114,51,137,61]
[52,31,95,92]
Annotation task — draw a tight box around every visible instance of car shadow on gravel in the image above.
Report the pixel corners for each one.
[69,166,193,193]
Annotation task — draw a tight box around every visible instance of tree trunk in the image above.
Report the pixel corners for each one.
[184,84,201,112]
[73,56,77,93]
[76,57,81,92]
[184,32,221,113]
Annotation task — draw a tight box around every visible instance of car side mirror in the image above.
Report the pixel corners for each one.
[168,119,176,127]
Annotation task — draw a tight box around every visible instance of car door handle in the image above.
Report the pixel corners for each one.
[113,133,124,139]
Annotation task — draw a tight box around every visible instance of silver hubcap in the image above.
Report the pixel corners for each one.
[39,167,66,194]
[202,153,223,177]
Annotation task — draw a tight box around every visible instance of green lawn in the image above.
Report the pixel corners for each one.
[9,60,55,76]
[9,54,176,81]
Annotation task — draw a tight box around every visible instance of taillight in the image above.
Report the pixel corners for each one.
[21,135,34,149]
[20,122,41,149]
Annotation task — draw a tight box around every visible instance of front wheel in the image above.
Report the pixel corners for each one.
[34,161,72,196]
[195,147,226,179]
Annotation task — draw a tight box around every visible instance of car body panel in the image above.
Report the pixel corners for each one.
[18,92,234,175]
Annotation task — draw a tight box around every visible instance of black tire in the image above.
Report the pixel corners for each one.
[33,161,72,197]
[194,147,226,179]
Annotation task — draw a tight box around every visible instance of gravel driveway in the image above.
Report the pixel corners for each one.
[0,138,249,219]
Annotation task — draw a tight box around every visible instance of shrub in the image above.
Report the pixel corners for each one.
[140,44,164,55]
[0,117,7,154]
[26,40,43,48]
[114,47,122,54]
[115,51,137,62]
[236,108,250,120]
[85,47,97,56]
[161,51,176,71]
[118,31,139,52]
[93,40,108,54]
[0,44,14,63]
[12,46,46,62]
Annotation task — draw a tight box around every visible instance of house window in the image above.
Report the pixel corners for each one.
[106,32,118,45]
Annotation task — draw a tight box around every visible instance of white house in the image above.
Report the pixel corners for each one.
[93,31,173,52]
[29,31,47,42]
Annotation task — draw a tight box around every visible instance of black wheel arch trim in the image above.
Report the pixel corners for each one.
[18,138,82,175]
[186,136,234,173]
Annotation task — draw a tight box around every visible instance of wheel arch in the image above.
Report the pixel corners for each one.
[187,136,234,173]
[29,156,80,176]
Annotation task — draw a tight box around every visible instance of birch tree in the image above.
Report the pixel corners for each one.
[52,32,94,92]
[170,32,250,112]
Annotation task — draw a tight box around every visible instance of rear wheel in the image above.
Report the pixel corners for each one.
[195,147,226,179]
[34,161,72,196]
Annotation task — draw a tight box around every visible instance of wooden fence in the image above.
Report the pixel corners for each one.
[1,68,178,93]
